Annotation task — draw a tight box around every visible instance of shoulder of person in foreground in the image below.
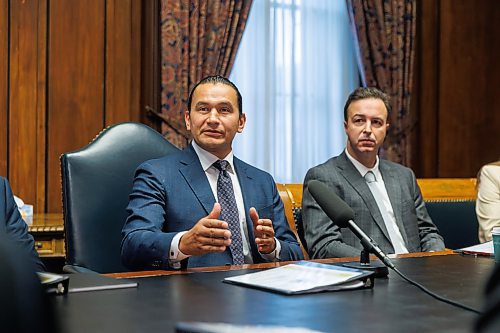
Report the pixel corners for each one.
[0,177,46,271]
[476,263,500,333]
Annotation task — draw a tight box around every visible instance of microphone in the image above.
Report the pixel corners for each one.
[307,180,395,269]
[307,180,482,313]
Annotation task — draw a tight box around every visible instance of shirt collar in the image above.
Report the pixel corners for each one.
[345,149,381,179]
[191,140,235,173]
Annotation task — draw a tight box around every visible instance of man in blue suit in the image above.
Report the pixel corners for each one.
[0,176,45,271]
[121,75,303,270]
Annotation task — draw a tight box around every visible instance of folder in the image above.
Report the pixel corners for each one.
[223,261,374,295]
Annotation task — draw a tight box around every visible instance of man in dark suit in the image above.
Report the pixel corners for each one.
[121,75,303,270]
[0,176,45,271]
[302,87,444,258]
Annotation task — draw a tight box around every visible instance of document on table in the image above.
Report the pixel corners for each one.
[223,261,373,295]
[455,241,494,256]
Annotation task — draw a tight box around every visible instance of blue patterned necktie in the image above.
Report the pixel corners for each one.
[213,160,245,265]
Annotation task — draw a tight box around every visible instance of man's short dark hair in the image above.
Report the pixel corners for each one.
[343,87,391,121]
[187,75,243,115]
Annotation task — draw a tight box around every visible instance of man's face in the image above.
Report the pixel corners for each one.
[344,98,389,160]
[185,83,246,159]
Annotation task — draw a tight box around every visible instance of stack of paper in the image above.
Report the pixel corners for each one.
[455,241,494,256]
[223,261,374,295]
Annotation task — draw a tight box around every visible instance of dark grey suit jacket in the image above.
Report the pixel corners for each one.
[302,152,445,258]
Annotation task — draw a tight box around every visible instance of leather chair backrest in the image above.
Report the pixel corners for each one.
[61,122,179,273]
[418,178,478,249]
[425,200,479,249]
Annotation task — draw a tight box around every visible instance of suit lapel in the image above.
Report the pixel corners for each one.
[338,153,391,242]
[178,145,216,215]
[233,158,259,255]
[234,157,252,211]
[379,161,409,245]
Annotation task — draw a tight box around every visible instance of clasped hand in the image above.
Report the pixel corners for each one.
[179,203,276,256]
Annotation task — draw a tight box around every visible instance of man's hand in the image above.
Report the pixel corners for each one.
[179,203,232,256]
[249,207,276,254]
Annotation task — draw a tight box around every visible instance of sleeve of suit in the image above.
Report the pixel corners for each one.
[410,170,446,251]
[301,167,361,258]
[121,163,178,270]
[2,178,45,271]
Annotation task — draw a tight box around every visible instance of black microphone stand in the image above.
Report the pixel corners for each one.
[342,245,389,278]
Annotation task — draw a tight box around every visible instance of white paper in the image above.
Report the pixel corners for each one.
[224,262,365,294]
[456,241,494,255]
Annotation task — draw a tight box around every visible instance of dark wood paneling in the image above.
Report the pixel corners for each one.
[0,0,150,213]
[35,0,48,212]
[414,0,500,178]
[438,0,500,177]
[9,0,46,208]
[0,0,7,176]
[141,0,161,130]
[105,0,141,125]
[47,0,105,212]
[414,0,439,177]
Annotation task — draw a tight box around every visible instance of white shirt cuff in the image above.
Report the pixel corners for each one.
[259,238,281,261]
[169,231,191,269]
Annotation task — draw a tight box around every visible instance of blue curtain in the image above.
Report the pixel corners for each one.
[230,0,359,183]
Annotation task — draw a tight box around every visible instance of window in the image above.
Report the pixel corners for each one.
[230,0,359,183]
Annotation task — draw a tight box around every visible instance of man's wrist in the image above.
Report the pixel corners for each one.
[169,231,190,268]
[259,238,281,260]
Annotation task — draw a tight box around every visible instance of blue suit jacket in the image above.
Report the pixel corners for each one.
[121,145,303,270]
[0,177,45,271]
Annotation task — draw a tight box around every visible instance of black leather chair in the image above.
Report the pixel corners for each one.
[425,200,479,249]
[61,122,179,273]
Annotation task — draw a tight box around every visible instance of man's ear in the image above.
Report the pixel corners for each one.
[237,113,247,133]
[184,110,191,130]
